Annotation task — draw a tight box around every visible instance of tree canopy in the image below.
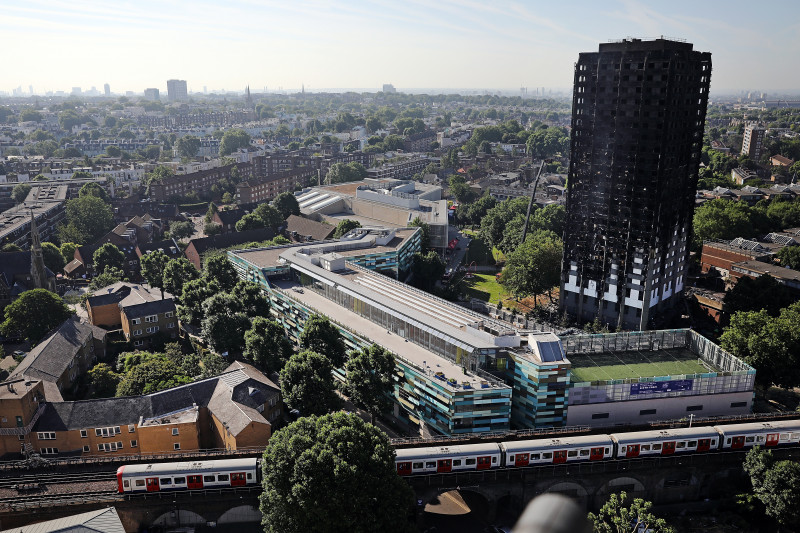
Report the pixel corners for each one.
[243,317,292,373]
[162,258,199,302]
[93,243,125,273]
[720,301,800,388]
[723,274,795,317]
[203,254,239,291]
[168,220,195,240]
[1,289,73,344]
[299,314,347,368]
[176,135,201,158]
[333,219,361,239]
[587,492,674,533]
[139,250,170,294]
[501,230,563,303]
[59,195,114,244]
[219,129,251,156]
[11,183,31,204]
[744,446,800,526]
[41,242,65,274]
[279,350,341,416]
[273,192,301,219]
[78,182,110,203]
[411,250,445,291]
[325,162,368,184]
[343,344,395,423]
[259,412,414,533]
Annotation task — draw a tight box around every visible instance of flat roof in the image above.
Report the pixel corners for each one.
[569,347,714,383]
[270,278,495,391]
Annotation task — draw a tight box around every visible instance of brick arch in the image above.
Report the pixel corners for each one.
[218,505,263,524]
[150,509,207,527]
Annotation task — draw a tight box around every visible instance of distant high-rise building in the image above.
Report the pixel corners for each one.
[560,38,712,330]
[104,83,110,97]
[28,85,33,95]
[741,124,765,161]
[167,79,188,101]
[144,88,160,101]
[382,83,397,94]
[71,87,82,96]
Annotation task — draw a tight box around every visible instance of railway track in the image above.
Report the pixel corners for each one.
[0,490,119,509]
[0,471,117,489]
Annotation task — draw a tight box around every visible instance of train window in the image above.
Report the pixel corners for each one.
[568,450,578,457]
[726,438,731,444]
[792,433,800,440]
[641,445,650,451]
[756,436,765,442]
[124,480,130,488]
[413,462,423,469]
[676,442,686,448]
[161,478,172,485]
[508,455,514,461]
[204,475,215,482]
[135,479,145,487]
[711,440,716,445]
[425,462,436,469]
[745,436,755,443]
[453,460,462,466]
[620,446,626,452]
[174,477,186,484]
[531,454,540,460]
[580,449,590,456]
[492,457,497,463]
[605,448,610,454]
[688,441,697,447]
[465,458,476,465]
[780,434,789,441]
[652,444,662,450]
[218,474,229,482]
[247,473,253,480]
[542,452,552,459]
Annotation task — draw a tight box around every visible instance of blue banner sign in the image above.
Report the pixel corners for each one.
[630,379,693,395]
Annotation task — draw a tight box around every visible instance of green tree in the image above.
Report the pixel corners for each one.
[116,357,191,396]
[588,492,674,533]
[219,129,251,156]
[139,250,170,294]
[204,222,223,236]
[88,266,125,290]
[333,219,361,239]
[299,314,347,368]
[11,183,31,204]
[259,412,414,533]
[325,162,368,184]
[59,195,114,244]
[279,351,341,416]
[168,220,195,240]
[78,182,110,203]
[88,363,120,398]
[60,242,78,264]
[1,244,22,253]
[176,135,201,158]
[204,202,218,224]
[105,145,121,157]
[252,203,285,231]
[93,243,125,274]
[720,302,800,388]
[178,278,219,325]
[41,242,65,274]
[243,317,292,373]
[693,199,755,247]
[1,289,73,344]
[201,293,251,354]
[409,216,431,252]
[273,192,300,219]
[203,254,239,291]
[411,250,445,291]
[479,197,528,250]
[162,258,199,302]
[230,280,270,318]
[344,344,395,423]
[744,446,800,526]
[235,213,264,232]
[18,109,42,122]
[723,274,794,317]
[502,230,563,303]
[778,245,800,269]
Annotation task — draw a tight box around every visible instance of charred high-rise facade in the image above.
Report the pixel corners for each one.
[560,39,711,330]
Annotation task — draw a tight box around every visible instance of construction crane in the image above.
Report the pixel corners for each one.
[520,159,546,244]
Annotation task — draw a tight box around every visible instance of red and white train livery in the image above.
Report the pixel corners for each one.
[117,458,259,493]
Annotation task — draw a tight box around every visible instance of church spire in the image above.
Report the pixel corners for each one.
[29,210,48,290]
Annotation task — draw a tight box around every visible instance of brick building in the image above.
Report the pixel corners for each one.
[0,361,280,459]
[700,240,772,277]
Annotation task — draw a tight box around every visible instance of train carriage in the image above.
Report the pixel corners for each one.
[117,458,258,493]
[500,435,615,467]
[395,443,502,475]
[715,420,800,450]
[610,427,719,459]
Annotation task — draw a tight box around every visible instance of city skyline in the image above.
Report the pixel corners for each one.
[3,0,800,96]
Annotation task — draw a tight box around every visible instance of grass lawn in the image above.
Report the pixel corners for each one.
[570,349,712,383]
[462,273,509,305]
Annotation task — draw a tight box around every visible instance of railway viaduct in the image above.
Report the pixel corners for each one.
[1,447,799,531]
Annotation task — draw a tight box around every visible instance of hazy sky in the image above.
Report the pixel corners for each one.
[4,0,799,95]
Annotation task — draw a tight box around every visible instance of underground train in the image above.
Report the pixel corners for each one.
[394,419,800,476]
[115,420,800,492]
